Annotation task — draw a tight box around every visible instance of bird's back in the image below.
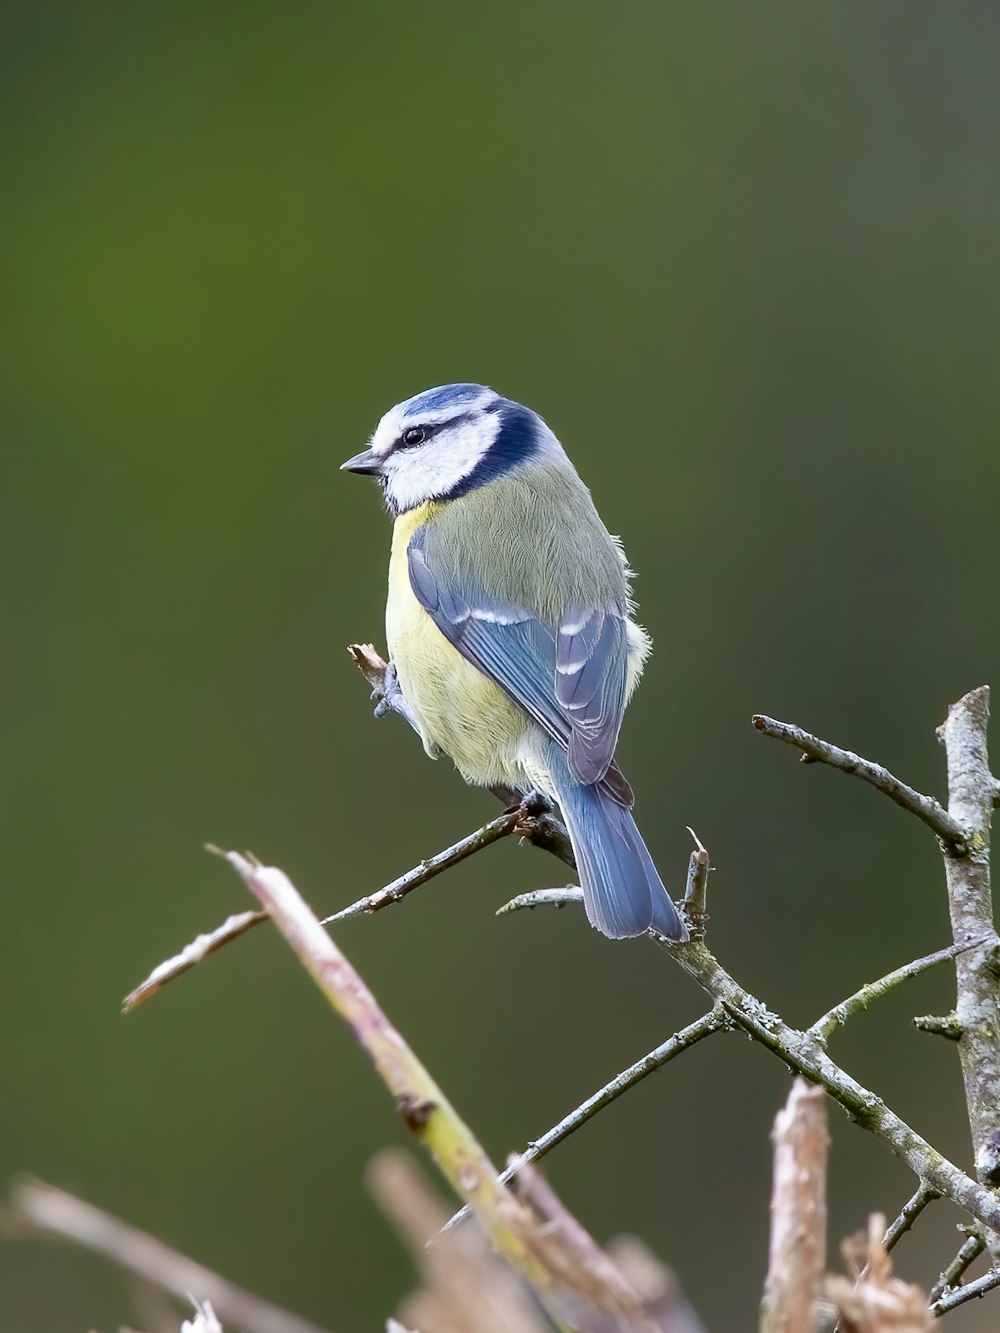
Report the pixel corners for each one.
[421,460,631,626]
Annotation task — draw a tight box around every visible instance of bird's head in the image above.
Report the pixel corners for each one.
[342,383,557,515]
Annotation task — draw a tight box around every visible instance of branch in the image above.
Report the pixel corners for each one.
[884,1185,941,1254]
[439,1007,727,1240]
[6,1179,331,1333]
[123,804,542,1010]
[321,810,522,923]
[809,939,988,1046]
[913,1013,965,1042]
[681,832,711,940]
[220,851,582,1329]
[496,886,583,916]
[498,886,1000,1240]
[930,1264,1000,1317]
[936,688,1000,1187]
[751,713,970,854]
[349,643,421,733]
[928,1230,985,1305]
[123,909,267,1013]
[760,1079,828,1333]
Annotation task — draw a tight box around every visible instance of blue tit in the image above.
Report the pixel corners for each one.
[342,383,686,942]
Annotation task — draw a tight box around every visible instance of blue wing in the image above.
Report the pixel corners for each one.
[407,528,633,804]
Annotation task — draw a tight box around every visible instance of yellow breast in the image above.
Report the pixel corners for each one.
[385,504,529,786]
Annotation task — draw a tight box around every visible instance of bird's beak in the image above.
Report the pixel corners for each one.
[340,447,382,476]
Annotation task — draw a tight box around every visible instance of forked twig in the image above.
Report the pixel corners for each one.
[498,884,1000,1240]
[930,1264,1000,1317]
[929,1230,986,1304]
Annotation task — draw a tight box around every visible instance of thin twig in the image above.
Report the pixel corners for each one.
[936,688,1000,1188]
[123,909,268,1012]
[123,811,526,1011]
[760,1079,829,1333]
[929,1231,986,1304]
[930,1264,1000,1317]
[884,1184,941,1253]
[751,713,969,854]
[809,940,988,1046]
[321,810,522,923]
[498,885,1000,1239]
[495,887,583,916]
[6,1179,331,1333]
[439,1007,727,1240]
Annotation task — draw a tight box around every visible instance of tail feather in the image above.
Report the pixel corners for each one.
[555,773,687,942]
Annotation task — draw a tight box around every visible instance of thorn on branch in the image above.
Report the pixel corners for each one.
[750,712,971,855]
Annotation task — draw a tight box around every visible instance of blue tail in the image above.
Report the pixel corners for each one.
[553,764,687,942]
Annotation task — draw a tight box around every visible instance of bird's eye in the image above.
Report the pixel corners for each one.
[401,426,427,447]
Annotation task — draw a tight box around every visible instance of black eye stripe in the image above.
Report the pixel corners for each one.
[394,411,477,452]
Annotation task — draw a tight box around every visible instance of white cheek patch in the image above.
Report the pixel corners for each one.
[384,413,500,512]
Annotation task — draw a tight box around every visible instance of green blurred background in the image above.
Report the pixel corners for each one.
[3,3,999,1328]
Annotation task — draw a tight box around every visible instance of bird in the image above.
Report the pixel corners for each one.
[341,383,686,942]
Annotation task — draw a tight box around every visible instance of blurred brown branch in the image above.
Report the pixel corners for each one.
[370,1149,704,1333]
[4,1180,330,1333]
[760,1079,828,1333]
[827,1214,932,1332]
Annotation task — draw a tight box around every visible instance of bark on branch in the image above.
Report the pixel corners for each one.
[936,688,1000,1189]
